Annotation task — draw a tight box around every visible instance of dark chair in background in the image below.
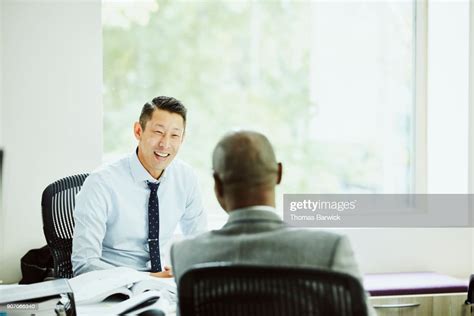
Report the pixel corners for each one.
[178,262,368,316]
[41,173,89,279]
[465,274,474,313]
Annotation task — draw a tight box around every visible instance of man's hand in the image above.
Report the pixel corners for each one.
[150,265,173,278]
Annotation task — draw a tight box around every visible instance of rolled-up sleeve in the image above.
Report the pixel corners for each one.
[72,174,115,275]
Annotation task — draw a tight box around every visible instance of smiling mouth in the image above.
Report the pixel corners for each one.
[154,151,170,159]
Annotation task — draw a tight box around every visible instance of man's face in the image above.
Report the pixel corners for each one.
[134,109,185,179]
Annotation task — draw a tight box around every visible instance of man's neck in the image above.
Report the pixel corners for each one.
[225,190,275,211]
[136,149,163,180]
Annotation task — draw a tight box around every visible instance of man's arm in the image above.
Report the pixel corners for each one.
[179,171,207,236]
[332,235,377,316]
[72,174,115,275]
[150,265,173,278]
[331,235,362,278]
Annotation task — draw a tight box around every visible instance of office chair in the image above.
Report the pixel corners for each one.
[41,173,89,279]
[178,262,368,316]
[465,274,474,313]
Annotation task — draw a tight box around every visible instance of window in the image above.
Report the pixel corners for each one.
[103,0,417,227]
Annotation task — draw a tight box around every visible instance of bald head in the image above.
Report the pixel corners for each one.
[212,131,280,191]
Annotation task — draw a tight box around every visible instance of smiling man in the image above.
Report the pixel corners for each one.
[72,96,207,277]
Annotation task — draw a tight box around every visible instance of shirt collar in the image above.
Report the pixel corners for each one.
[129,148,171,184]
[231,205,276,213]
[225,205,282,226]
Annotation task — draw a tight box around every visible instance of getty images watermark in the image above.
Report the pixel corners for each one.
[283,194,474,227]
[288,199,357,221]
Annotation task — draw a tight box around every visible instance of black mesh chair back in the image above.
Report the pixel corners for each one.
[41,174,89,279]
[178,263,368,316]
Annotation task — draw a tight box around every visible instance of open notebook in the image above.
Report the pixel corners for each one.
[68,267,176,305]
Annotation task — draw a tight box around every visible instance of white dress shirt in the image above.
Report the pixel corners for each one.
[72,151,207,275]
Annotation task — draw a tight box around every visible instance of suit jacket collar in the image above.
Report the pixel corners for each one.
[223,207,284,229]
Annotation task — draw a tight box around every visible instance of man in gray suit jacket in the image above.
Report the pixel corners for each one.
[171,130,375,315]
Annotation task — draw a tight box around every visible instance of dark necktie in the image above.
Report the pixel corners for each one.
[147,181,161,272]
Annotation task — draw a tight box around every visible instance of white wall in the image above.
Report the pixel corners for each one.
[345,228,472,279]
[0,0,102,284]
[427,1,469,194]
[0,0,4,286]
[0,0,3,148]
[470,0,474,273]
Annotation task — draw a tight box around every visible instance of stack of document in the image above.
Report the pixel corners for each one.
[68,267,176,314]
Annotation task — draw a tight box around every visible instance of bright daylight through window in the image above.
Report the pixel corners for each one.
[103,1,416,226]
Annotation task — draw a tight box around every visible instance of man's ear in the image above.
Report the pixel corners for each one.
[276,162,283,185]
[213,172,224,197]
[213,172,227,211]
[134,122,143,140]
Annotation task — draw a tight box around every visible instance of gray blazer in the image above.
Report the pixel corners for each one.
[171,208,376,315]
